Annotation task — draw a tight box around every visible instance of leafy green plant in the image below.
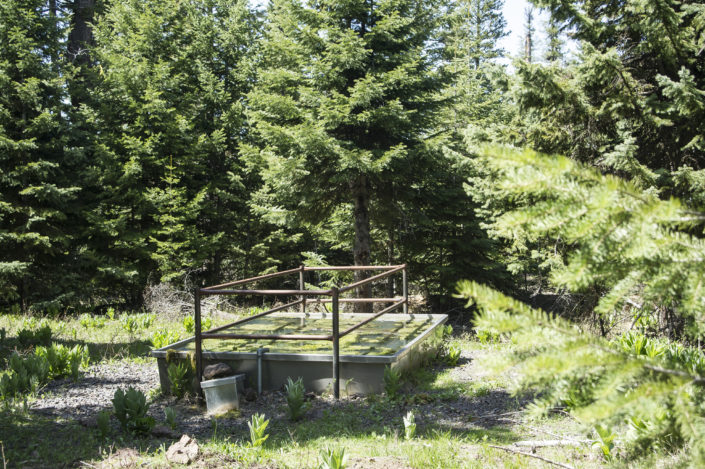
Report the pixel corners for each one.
[403,410,416,440]
[0,343,89,400]
[150,329,180,349]
[17,322,52,348]
[247,413,269,449]
[183,316,212,334]
[183,316,195,333]
[137,313,155,329]
[383,366,402,399]
[167,362,191,399]
[112,387,155,435]
[164,407,177,430]
[79,314,106,329]
[120,314,139,335]
[319,447,347,469]
[0,353,50,399]
[97,410,111,440]
[593,424,616,462]
[106,307,116,320]
[285,377,311,421]
[35,344,89,381]
[444,344,461,366]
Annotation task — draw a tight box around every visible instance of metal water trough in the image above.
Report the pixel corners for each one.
[151,265,447,397]
[152,311,448,395]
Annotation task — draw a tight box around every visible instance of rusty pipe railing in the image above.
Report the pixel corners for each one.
[193,264,409,399]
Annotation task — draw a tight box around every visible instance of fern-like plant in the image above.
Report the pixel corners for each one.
[285,377,311,421]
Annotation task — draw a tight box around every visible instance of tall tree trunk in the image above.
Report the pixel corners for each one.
[68,0,95,107]
[352,175,372,312]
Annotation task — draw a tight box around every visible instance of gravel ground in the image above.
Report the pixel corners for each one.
[29,346,519,437]
[32,362,160,421]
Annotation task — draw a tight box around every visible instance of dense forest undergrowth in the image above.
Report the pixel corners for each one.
[3,0,705,467]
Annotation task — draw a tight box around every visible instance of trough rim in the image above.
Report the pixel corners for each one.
[150,312,448,365]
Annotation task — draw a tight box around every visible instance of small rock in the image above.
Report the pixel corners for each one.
[79,415,98,428]
[244,388,257,402]
[166,434,199,465]
[305,391,316,401]
[203,363,233,380]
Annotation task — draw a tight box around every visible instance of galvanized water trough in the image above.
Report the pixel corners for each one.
[152,311,447,395]
[151,265,447,397]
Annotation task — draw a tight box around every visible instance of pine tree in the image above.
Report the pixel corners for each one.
[543,12,563,63]
[522,6,535,63]
[245,0,448,306]
[0,0,81,311]
[515,0,705,201]
[84,0,262,303]
[458,145,705,465]
[446,0,508,69]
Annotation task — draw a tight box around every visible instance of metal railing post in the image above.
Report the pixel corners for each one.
[331,286,340,399]
[194,288,203,397]
[299,265,306,313]
[402,264,408,314]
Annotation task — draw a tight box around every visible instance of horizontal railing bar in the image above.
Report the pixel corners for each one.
[204,299,304,334]
[339,300,405,337]
[338,265,405,294]
[202,267,301,290]
[200,289,332,296]
[202,333,331,341]
[309,297,403,303]
[304,265,403,271]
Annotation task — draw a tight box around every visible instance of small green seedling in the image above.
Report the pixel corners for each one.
[97,410,111,440]
[383,366,402,399]
[593,424,616,461]
[285,377,311,421]
[248,413,269,449]
[403,410,416,440]
[164,407,177,430]
[319,446,347,469]
[445,344,461,366]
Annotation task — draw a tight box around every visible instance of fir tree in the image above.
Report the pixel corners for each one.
[515,0,705,201]
[522,6,535,63]
[0,0,81,310]
[445,0,508,69]
[84,0,262,303]
[458,144,705,465]
[245,0,448,306]
[543,12,563,63]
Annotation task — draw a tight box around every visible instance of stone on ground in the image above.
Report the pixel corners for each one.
[166,434,199,465]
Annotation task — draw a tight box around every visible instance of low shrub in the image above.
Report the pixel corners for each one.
[112,387,155,435]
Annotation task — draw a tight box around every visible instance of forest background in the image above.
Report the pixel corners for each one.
[1,0,703,322]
